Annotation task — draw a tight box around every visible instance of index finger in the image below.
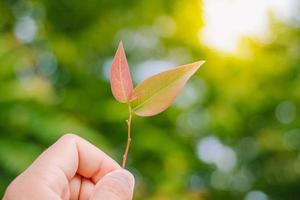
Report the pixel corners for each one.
[30,134,120,183]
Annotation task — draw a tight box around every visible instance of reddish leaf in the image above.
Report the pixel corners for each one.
[110,42,133,103]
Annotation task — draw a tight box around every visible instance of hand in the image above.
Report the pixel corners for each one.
[3,134,135,200]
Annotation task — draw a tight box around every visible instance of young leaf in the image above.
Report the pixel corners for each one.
[130,61,205,116]
[110,42,133,103]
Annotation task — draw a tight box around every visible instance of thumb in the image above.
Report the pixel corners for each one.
[90,169,135,200]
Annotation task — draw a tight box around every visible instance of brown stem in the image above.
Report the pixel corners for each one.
[122,105,132,168]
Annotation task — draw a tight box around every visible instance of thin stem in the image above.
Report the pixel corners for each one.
[122,104,132,168]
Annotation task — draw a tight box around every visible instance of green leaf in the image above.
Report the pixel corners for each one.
[130,61,205,116]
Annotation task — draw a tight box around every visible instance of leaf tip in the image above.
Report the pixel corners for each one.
[192,60,206,73]
[195,60,206,67]
[118,41,124,49]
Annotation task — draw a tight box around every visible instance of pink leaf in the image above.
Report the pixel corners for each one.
[110,42,133,103]
[130,61,205,116]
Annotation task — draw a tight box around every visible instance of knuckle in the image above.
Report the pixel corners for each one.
[125,171,135,186]
[119,169,135,188]
[106,180,132,199]
[104,172,134,199]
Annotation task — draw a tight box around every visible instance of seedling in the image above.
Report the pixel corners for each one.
[110,42,205,168]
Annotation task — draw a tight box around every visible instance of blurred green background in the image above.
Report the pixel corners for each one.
[0,0,300,199]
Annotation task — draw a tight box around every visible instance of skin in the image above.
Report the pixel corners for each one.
[3,134,135,200]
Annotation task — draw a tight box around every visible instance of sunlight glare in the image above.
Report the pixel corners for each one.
[200,0,299,53]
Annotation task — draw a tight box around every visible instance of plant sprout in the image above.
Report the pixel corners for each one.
[110,42,205,168]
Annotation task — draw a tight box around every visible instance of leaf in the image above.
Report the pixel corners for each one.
[110,42,133,103]
[130,60,205,116]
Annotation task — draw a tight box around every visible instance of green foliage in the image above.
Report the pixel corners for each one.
[0,0,300,199]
